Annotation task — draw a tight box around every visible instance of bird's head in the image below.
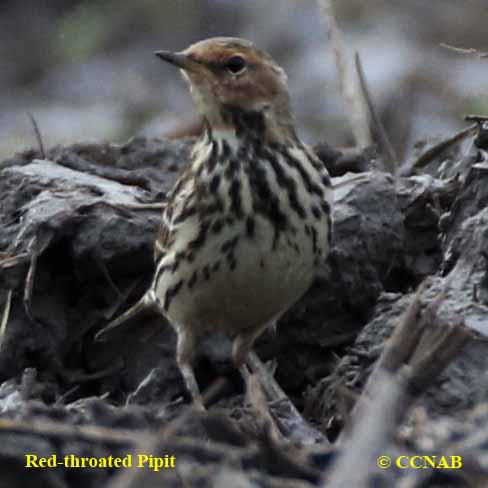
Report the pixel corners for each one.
[156,37,294,142]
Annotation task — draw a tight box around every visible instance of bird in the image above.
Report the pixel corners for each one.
[96,37,333,407]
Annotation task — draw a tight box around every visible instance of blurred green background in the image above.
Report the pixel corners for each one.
[2,0,487,160]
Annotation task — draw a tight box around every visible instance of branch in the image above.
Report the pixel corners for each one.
[0,417,143,446]
[326,370,407,488]
[317,0,371,148]
[355,52,399,174]
[441,43,488,59]
[27,113,46,159]
[406,124,477,175]
[328,281,471,487]
[0,290,13,350]
[247,351,328,445]
[351,281,471,420]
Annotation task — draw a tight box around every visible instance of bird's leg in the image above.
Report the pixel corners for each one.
[176,330,204,410]
[232,324,269,370]
[234,321,290,405]
[232,323,273,397]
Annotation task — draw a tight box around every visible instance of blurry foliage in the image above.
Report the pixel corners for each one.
[465,94,488,117]
[57,3,107,61]
[1,0,488,159]
[56,0,203,61]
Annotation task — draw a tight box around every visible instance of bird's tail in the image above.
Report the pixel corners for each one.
[94,291,155,342]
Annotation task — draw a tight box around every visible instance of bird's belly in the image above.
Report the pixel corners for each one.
[155,225,315,337]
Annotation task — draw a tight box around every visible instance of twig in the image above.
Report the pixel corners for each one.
[0,417,144,446]
[0,416,250,460]
[317,0,371,148]
[465,114,488,124]
[441,43,488,59]
[245,369,283,443]
[328,283,471,486]
[94,248,122,298]
[326,369,408,488]
[0,290,13,350]
[247,351,328,445]
[102,279,143,321]
[55,385,81,406]
[23,237,40,323]
[348,281,470,423]
[372,280,429,375]
[107,379,228,488]
[27,113,46,159]
[117,202,165,211]
[355,52,399,174]
[406,123,477,175]
[64,360,125,383]
[0,252,31,269]
[23,231,53,324]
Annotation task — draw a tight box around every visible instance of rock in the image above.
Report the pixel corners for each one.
[306,142,488,430]
[1,132,488,486]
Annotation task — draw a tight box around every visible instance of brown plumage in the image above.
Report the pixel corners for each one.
[96,37,333,407]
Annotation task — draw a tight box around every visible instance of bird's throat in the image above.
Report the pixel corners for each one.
[203,105,296,146]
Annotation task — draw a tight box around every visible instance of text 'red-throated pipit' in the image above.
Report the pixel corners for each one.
[96,37,333,407]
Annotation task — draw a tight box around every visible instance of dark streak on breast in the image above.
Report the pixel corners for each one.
[221,235,239,254]
[246,217,255,238]
[262,147,306,219]
[163,279,184,311]
[282,149,324,198]
[202,264,210,281]
[187,271,198,290]
[311,205,321,220]
[188,221,210,251]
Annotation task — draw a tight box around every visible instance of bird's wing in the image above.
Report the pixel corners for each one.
[153,168,196,262]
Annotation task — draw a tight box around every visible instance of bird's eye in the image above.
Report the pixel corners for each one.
[226,55,247,74]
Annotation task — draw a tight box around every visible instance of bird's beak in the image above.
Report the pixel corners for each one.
[154,50,198,72]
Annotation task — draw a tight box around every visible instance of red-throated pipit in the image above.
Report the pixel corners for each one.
[96,37,333,407]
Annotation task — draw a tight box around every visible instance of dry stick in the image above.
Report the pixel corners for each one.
[0,416,249,464]
[94,249,122,298]
[440,42,488,59]
[23,231,53,324]
[107,378,228,488]
[328,289,471,487]
[326,369,408,488]
[243,371,323,484]
[0,417,145,446]
[65,360,124,383]
[102,279,143,321]
[0,290,13,349]
[373,281,435,374]
[23,236,40,323]
[407,123,478,175]
[247,351,328,445]
[355,52,399,174]
[408,319,470,396]
[27,113,46,159]
[348,281,450,423]
[465,114,488,124]
[245,370,283,444]
[0,253,30,269]
[117,202,165,211]
[317,0,371,148]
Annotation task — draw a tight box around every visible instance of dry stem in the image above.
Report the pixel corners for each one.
[317,0,371,148]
